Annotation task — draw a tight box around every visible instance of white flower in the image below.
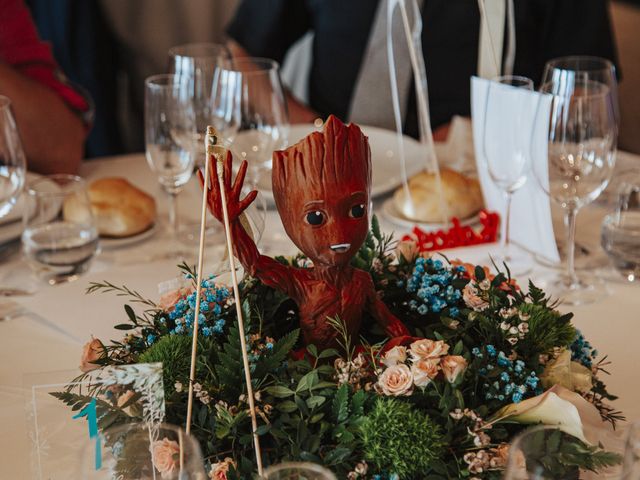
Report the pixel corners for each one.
[411,358,440,388]
[174,381,183,393]
[376,364,413,396]
[499,307,517,319]
[382,346,407,367]
[500,321,510,331]
[396,240,419,262]
[518,323,529,334]
[540,349,593,393]
[463,283,489,312]
[441,355,468,384]
[409,339,449,361]
[507,337,518,346]
[479,279,491,290]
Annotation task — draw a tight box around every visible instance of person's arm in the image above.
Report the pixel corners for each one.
[0,61,85,174]
[227,39,319,124]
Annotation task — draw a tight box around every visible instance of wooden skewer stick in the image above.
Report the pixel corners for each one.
[207,126,264,476]
[185,130,212,438]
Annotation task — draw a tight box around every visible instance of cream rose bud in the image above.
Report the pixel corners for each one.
[79,337,106,372]
[151,438,180,478]
[377,364,414,396]
[209,457,235,480]
[396,240,419,262]
[411,358,440,387]
[409,338,450,361]
[463,283,489,312]
[441,355,468,384]
[382,345,407,367]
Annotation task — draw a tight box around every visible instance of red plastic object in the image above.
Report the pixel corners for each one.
[402,210,500,252]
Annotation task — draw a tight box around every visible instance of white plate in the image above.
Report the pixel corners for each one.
[254,123,427,202]
[100,223,159,249]
[381,196,480,231]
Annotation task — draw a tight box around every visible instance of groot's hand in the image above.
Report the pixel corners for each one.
[199,150,257,223]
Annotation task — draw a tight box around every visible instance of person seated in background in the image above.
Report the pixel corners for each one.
[226,0,618,141]
[0,0,90,174]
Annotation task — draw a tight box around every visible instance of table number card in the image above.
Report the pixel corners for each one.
[25,363,165,479]
[470,76,560,263]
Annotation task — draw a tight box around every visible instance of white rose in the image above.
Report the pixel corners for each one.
[382,346,407,367]
[411,358,440,388]
[463,284,489,312]
[409,339,450,361]
[441,355,468,383]
[396,240,419,262]
[377,364,413,396]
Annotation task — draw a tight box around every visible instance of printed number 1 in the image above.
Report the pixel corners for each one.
[73,397,102,470]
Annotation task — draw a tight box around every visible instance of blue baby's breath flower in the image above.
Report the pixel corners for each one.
[512,392,523,403]
[147,334,156,344]
[500,372,510,382]
[486,345,497,357]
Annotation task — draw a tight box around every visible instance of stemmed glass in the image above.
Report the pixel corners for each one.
[0,96,26,218]
[482,75,534,275]
[211,57,289,195]
[145,73,196,255]
[532,76,617,305]
[168,42,230,168]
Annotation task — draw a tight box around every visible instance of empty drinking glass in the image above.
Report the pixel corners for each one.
[260,462,337,480]
[211,57,289,193]
[601,174,640,282]
[0,96,26,218]
[482,75,534,275]
[22,175,99,284]
[145,73,196,252]
[168,42,230,168]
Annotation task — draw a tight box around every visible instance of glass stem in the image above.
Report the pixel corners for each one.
[500,191,513,256]
[168,191,179,240]
[564,207,579,287]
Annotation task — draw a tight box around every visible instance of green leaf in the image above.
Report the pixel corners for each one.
[474,266,485,281]
[317,348,339,360]
[124,304,137,324]
[296,371,319,393]
[114,323,136,330]
[276,400,298,413]
[306,395,326,409]
[265,386,295,398]
[307,344,318,358]
[332,384,349,423]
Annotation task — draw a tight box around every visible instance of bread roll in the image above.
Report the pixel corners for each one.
[64,177,156,237]
[393,168,483,223]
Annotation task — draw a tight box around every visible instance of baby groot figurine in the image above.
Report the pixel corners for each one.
[202,115,409,351]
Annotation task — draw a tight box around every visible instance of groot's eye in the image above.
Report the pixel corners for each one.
[305,211,325,226]
[349,204,366,218]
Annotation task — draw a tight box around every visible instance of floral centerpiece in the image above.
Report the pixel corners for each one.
[56,217,625,479]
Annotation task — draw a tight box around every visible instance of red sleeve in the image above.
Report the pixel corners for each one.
[0,0,90,114]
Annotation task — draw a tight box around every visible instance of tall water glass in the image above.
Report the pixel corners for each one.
[483,75,534,274]
[79,423,207,479]
[22,175,99,284]
[212,57,289,193]
[168,43,230,167]
[0,96,26,217]
[532,79,616,305]
[145,74,196,245]
[260,462,337,480]
[601,175,640,282]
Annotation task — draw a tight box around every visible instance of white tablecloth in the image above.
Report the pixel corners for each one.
[1,153,639,478]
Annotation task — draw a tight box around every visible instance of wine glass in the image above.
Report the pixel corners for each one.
[260,462,337,480]
[168,42,230,168]
[482,75,534,275]
[0,96,26,218]
[145,73,196,255]
[22,175,99,284]
[211,57,289,194]
[79,422,207,479]
[532,78,616,305]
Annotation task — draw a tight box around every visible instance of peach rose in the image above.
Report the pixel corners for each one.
[441,355,468,383]
[377,364,413,396]
[209,457,235,480]
[158,286,193,311]
[463,283,489,312]
[409,339,449,361]
[152,437,180,478]
[79,337,106,372]
[396,240,419,262]
[411,358,440,388]
[382,346,407,367]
